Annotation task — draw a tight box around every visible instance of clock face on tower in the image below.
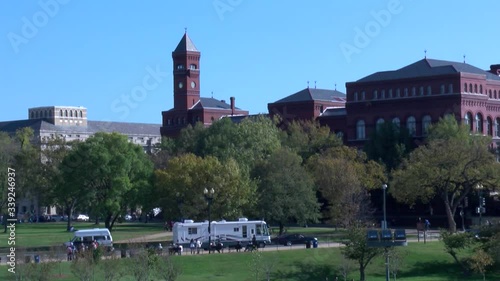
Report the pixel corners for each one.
[191,81,196,88]
[178,82,183,89]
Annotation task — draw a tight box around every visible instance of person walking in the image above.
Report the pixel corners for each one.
[196,239,202,254]
[190,239,196,254]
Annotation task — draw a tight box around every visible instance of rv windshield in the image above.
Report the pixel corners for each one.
[256,223,269,236]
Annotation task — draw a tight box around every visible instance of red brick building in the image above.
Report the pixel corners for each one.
[161,32,248,138]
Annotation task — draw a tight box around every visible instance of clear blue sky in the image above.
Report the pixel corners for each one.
[2,0,500,124]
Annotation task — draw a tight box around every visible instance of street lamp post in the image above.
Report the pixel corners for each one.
[476,183,483,226]
[382,183,389,281]
[204,187,215,254]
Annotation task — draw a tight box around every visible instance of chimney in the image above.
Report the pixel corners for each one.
[230,96,235,116]
[489,64,500,76]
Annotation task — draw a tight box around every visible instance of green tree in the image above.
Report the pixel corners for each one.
[153,154,255,221]
[57,132,153,230]
[390,116,500,232]
[253,148,320,234]
[281,119,342,160]
[307,147,385,226]
[341,222,383,281]
[441,230,476,275]
[0,132,17,232]
[364,121,414,173]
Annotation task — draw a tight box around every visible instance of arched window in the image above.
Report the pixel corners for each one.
[489,90,492,98]
[449,84,453,94]
[411,87,416,96]
[167,119,171,125]
[406,116,416,136]
[35,111,39,118]
[381,90,385,99]
[474,84,478,93]
[495,90,498,99]
[469,84,473,93]
[422,115,432,136]
[427,86,432,95]
[354,92,358,101]
[376,118,385,131]
[49,110,52,117]
[70,111,73,117]
[404,88,408,97]
[396,88,401,97]
[419,86,424,96]
[176,64,184,70]
[356,120,366,140]
[480,85,483,94]
[475,113,483,133]
[190,64,197,70]
[440,85,445,94]
[465,112,473,131]
[486,117,493,136]
[60,110,63,117]
[496,118,500,137]
[388,89,393,98]
[361,91,366,100]
[65,110,68,117]
[373,90,378,100]
[392,117,400,127]
[30,111,34,119]
[464,83,468,92]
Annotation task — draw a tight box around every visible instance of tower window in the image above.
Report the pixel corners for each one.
[176,64,184,70]
[190,64,197,70]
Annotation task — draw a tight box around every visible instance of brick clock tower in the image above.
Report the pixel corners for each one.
[161,32,249,138]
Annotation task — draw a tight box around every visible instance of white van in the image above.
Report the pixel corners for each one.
[64,228,113,249]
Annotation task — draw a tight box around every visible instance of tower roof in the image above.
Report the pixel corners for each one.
[174,32,198,52]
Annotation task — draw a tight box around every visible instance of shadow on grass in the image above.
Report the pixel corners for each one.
[398,260,480,280]
[272,260,338,281]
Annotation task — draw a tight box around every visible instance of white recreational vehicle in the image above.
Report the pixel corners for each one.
[172,218,271,249]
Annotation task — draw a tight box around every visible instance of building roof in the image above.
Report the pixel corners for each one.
[272,88,347,103]
[191,97,243,110]
[320,108,346,117]
[174,32,198,52]
[0,119,161,136]
[357,58,500,82]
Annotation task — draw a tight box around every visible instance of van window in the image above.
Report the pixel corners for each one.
[72,237,82,243]
[83,236,93,243]
[95,235,106,241]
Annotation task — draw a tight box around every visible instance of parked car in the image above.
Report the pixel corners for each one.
[272,234,317,246]
[76,214,90,222]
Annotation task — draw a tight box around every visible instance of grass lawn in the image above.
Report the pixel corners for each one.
[0,241,498,280]
[0,222,166,248]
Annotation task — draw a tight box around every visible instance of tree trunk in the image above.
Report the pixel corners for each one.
[66,207,73,231]
[359,262,366,281]
[444,199,457,232]
[279,222,284,236]
[105,214,112,230]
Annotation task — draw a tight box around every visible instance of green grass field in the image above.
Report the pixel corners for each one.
[0,242,498,280]
[0,222,166,248]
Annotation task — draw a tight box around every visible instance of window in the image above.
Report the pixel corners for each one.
[406,116,416,136]
[469,84,473,93]
[381,90,385,99]
[464,83,468,92]
[427,86,432,95]
[422,115,432,136]
[396,88,401,97]
[80,111,83,118]
[487,117,492,136]
[440,85,445,94]
[233,227,239,232]
[480,85,483,94]
[392,117,400,127]
[496,118,500,137]
[354,92,358,101]
[464,112,473,131]
[411,87,416,96]
[388,89,393,98]
[60,110,63,117]
[489,90,492,98]
[419,86,424,96]
[190,64,197,70]
[356,120,366,140]
[70,111,73,117]
[404,88,408,97]
[373,90,378,99]
[475,113,483,133]
[474,84,478,93]
[495,90,498,99]
[176,64,184,70]
[449,84,453,94]
[376,118,385,131]
[65,110,68,117]
[188,227,197,235]
[30,112,34,119]
[361,91,366,100]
